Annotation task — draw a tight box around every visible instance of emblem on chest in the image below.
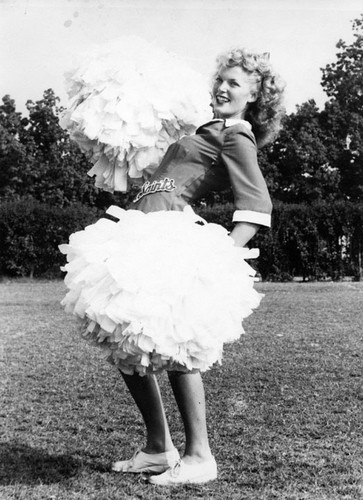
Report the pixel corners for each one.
[134,177,177,202]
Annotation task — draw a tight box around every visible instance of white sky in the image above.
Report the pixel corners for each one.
[0,0,362,114]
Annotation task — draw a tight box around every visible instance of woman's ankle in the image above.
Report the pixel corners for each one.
[182,448,214,464]
[143,441,176,454]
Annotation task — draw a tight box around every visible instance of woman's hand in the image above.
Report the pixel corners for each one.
[229,221,259,247]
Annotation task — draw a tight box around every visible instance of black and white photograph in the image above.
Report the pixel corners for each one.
[1,0,362,498]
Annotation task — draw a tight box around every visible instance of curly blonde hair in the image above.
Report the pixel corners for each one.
[214,48,286,147]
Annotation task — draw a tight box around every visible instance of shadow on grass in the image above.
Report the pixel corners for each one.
[0,441,107,485]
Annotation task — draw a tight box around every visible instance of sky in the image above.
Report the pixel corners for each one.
[1,0,362,115]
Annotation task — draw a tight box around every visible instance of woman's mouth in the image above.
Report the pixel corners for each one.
[215,95,230,104]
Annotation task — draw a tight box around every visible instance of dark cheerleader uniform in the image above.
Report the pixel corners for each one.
[132,119,272,227]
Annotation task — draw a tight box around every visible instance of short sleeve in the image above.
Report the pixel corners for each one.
[221,127,272,227]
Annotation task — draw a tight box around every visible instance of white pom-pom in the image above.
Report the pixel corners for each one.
[61,36,212,192]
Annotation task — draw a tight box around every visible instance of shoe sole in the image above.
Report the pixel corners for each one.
[112,463,171,474]
[149,472,217,485]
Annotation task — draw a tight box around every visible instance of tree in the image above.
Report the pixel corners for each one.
[264,14,363,203]
[0,90,116,208]
[321,14,363,200]
[21,89,98,207]
[321,15,363,113]
[0,95,28,199]
[260,101,340,203]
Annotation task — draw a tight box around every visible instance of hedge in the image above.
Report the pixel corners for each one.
[0,199,362,280]
[0,198,102,278]
[196,201,363,281]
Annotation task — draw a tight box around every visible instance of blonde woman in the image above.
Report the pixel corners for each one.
[61,47,285,486]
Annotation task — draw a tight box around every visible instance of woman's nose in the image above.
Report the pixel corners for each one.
[218,80,228,92]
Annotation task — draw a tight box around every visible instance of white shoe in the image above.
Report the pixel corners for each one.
[111,448,180,474]
[148,457,217,485]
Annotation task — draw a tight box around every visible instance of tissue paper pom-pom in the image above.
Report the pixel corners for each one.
[59,206,262,375]
[60,37,213,192]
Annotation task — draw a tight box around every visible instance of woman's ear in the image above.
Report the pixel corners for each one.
[248,91,258,104]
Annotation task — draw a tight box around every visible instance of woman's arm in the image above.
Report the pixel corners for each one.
[221,129,272,236]
[229,221,260,247]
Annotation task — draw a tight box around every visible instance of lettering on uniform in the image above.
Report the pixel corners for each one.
[134,177,176,202]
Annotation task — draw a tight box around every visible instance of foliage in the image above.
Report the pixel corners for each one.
[0,95,28,198]
[320,14,363,200]
[196,201,363,281]
[261,201,363,281]
[0,198,102,277]
[321,15,363,111]
[255,14,363,203]
[264,101,341,203]
[0,199,361,280]
[0,91,122,209]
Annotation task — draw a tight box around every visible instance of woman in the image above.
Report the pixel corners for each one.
[60,47,285,486]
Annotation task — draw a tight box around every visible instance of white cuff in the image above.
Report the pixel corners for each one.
[106,205,125,220]
[233,210,271,227]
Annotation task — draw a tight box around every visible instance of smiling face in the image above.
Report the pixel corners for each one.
[212,66,257,120]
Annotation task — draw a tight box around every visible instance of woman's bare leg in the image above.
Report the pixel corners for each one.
[121,371,174,454]
[167,371,213,464]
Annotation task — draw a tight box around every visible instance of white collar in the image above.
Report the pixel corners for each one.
[210,118,252,130]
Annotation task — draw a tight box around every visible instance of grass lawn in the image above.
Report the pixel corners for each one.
[0,280,362,500]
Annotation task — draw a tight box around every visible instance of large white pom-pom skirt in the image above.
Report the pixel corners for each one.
[59,206,262,375]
